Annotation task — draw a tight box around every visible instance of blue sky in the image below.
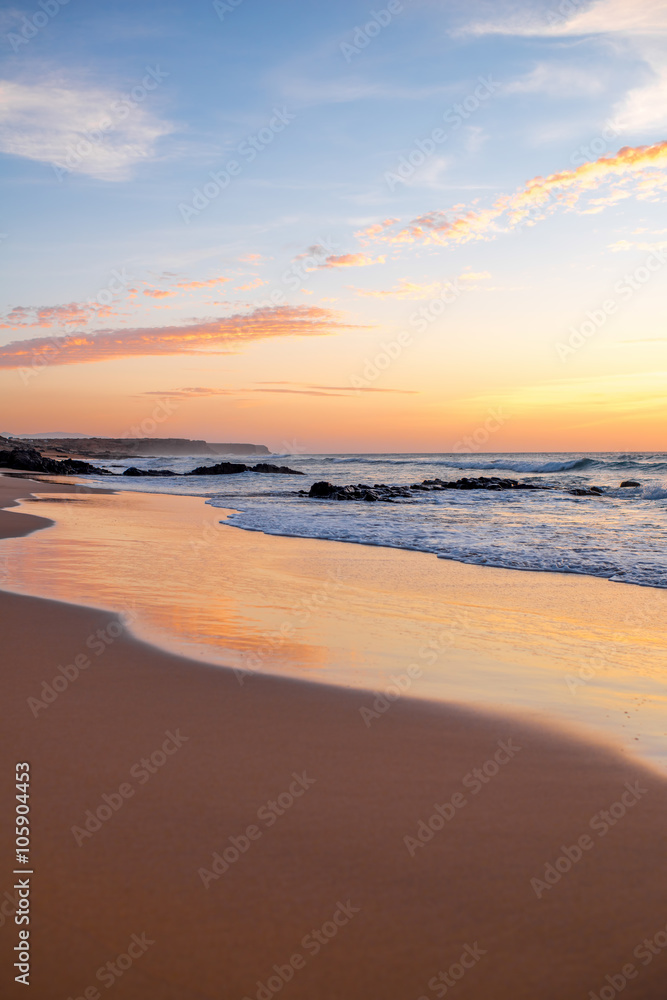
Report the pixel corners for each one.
[1,0,666,450]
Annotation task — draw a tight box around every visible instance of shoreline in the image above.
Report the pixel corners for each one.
[2,473,667,998]
[2,474,667,769]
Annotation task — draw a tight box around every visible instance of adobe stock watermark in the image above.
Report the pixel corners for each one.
[453,407,508,453]
[234,569,344,685]
[179,108,295,223]
[257,236,342,309]
[417,943,487,999]
[529,780,648,898]
[197,771,316,888]
[65,932,155,997]
[385,76,499,191]
[351,278,465,390]
[212,0,243,20]
[570,119,622,167]
[7,0,70,53]
[565,602,657,695]
[360,610,474,725]
[17,266,134,385]
[340,2,403,63]
[27,605,139,717]
[588,918,667,1000]
[556,246,667,361]
[121,396,179,439]
[70,729,190,846]
[544,0,585,29]
[51,66,169,181]
[358,664,423,726]
[240,901,360,1000]
[404,738,522,856]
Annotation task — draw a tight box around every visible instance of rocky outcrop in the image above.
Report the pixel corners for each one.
[12,437,270,459]
[252,463,304,475]
[122,467,178,477]
[302,476,606,502]
[187,461,303,476]
[188,462,248,475]
[0,446,112,476]
[620,480,640,488]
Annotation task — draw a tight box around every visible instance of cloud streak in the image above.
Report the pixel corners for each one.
[0,306,357,369]
[0,79,174,181]
[360,142,667,248]
[318,252,386,268]
[460,0,667,38]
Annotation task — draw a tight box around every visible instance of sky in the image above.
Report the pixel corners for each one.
[0,0,666,453]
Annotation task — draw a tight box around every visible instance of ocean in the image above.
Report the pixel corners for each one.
[82,451,667,590]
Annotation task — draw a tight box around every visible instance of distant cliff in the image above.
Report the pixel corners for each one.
[10,437,270,459]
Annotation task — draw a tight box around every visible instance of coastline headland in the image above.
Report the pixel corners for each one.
[1,436,270,459]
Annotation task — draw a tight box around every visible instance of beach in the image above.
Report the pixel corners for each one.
[1,472,667,1000]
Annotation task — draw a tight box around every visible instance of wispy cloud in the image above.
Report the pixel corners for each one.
[141,386,236,398]
[0,305,358,369]
[140,382,415,399]
[354,279,444,299]
[0,79,174,181]
[175,276,230,290]
[460,0,667,38]
[360,141,667,248]
[235,277,266,290]
[253,381,416,396]
[504,63,607,97]
[0,300,123,328]
[319,252,386,268]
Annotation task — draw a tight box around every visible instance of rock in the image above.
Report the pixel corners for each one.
[0,446,112,476]
[305,475,551,502]
[123,467,179,477]
[187,462,248,475]
[309,481,337,497]
[568,486,605,496]
[186,461,303,476]
[252,463,304,475]
[620,480,640,487]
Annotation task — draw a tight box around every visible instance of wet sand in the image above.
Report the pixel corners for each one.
[1,474,666,1000]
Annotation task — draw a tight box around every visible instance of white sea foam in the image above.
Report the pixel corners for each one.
[83,451,667,590]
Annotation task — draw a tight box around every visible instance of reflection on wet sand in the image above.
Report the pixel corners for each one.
[4,487,667,766]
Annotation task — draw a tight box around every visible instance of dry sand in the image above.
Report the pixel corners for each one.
[1,474,666,1000]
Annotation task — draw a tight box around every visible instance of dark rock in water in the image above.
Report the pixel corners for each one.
[568,486,605,496]
[305,475,549,502]
[252,463,304,475]
[0,446,112,476]
[123,467,179,477]
[309,481,337,497]
[186,460,303,476]
[620,480,640,487]
[188,462,248,475]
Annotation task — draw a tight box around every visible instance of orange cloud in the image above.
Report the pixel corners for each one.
[355,218,399,243]
[140,382,415,399]
[320,253,386,268]
[0,302,94,328]
[362,141,667,247]
[141,386,236,398]
[0,305,358,369]
[143,289,175,298]
[354,279,443,299]
[235,277,266,290]
[175,277,230,290]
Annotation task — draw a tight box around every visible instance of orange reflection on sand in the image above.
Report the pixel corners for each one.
[2,486,667,765]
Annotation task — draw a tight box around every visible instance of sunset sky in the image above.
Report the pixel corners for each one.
[1,0,666,452]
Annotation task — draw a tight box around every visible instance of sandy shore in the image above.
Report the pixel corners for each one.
[1,474,667,999]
